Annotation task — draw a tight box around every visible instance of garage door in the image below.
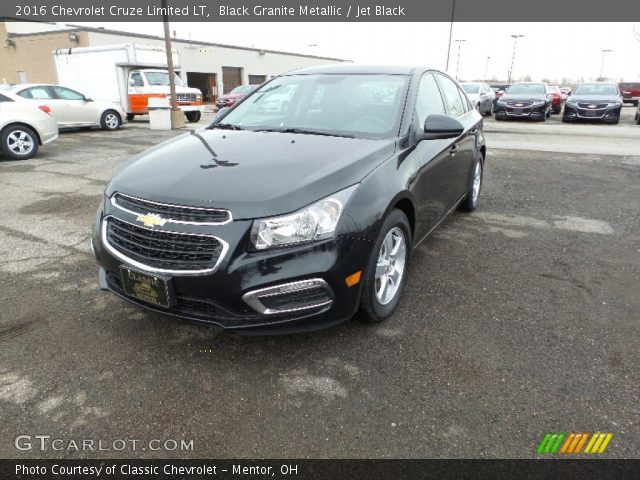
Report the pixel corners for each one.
[222,67,242,94]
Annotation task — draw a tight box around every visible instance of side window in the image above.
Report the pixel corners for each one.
[415,73,446,128]
[52,86,84,101]
[21,87,53,100]
[457,86,472,112]
[436,74,466,118]
[130,72,144,87]
[0,94,13,102]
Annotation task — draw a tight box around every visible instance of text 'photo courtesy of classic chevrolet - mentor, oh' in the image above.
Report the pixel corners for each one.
[91,65,486,334]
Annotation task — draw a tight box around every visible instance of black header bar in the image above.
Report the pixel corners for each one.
[2,0,640,22]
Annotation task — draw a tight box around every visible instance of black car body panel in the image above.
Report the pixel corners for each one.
[106,130,396,220]
[93,64,486,333]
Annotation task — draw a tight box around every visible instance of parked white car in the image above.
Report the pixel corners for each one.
[9,84,127,131]
[461,82,494,116]
[0,91,58,160]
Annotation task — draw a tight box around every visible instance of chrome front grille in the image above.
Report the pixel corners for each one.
[112,193,231,225]
[176,93,197,102]
[577,103,607,109]
[102,216,227,274]
[506,101,534,107]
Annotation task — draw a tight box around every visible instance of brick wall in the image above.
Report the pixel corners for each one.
[0,23,89,85]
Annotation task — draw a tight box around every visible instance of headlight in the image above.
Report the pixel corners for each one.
[532,100,545,106]
[566,101,577,106]
[251,185,359,250]
[196,93,202,101]
[496,100,506,106]
[609,102,622,107]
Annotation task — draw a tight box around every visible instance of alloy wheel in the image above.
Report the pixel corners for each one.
[7,130,35,156]
[374,227,407,305]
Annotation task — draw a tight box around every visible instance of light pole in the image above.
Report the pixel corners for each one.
[161,0,184,128]
[454,39,466,80]
[445,0,456,72]
[599,49,612,79]
[484,56,491,80]
[507,34,524,84]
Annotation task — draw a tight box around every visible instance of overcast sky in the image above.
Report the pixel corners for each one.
[75,22,640,83]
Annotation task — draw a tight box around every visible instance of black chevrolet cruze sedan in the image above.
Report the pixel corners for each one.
[494,82,552,121]
[92,65,486,334]
[562,82,623,124]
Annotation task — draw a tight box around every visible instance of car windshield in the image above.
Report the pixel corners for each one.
[507,84,546,95]
[230,85,254,95]
[573,84,618,95]
[217,73,409,139]
[462,84,480,94]
[144,71,185,87]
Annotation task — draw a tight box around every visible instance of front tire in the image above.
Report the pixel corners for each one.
[359,209,411,324]
[100,110,122,130]
[1,125,39,160]
[459,158,483,212]
[186,111,202,123]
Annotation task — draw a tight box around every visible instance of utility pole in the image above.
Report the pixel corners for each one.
[454,39,466,81]
[507,34,523,84]
[445,0,456,72]
[484,56,491,80]
[599,49,612,80]
[162,0,184,128]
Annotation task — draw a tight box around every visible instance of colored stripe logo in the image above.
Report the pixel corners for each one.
[537,433,613,454]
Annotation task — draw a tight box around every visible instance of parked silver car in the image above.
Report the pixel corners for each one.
[9,84,127,131]
[460,82,494,116]
[0,91,58,160]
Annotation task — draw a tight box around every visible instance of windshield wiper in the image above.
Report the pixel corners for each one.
[208,123,244,131]
[254,127,354,138]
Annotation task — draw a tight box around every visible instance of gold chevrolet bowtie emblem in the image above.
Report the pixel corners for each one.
[136,213,167,228]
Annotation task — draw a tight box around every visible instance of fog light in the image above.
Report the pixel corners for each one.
[242,278,333,314]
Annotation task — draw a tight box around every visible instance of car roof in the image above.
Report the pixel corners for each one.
[284,64,429,76]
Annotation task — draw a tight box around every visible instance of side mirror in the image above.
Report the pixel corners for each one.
[84,97,93,102]
[128,79,135,87]
[216,107,230,118]
[422,114,464,141]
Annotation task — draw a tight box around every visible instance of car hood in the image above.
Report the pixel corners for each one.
[567,94,620,103]
[106,129,396,220]
[500,93,547,102]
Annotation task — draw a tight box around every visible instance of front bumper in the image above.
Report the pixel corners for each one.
[92,204,372,333]
[494,102,547,120]
[563,103,621,122]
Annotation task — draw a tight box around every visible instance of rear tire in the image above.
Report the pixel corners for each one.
[186,111,202,123]
[100,110,122,130]
[0,125,39,160]
[359,209,411,324]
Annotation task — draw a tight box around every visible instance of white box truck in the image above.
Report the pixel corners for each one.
[53,43,204,123]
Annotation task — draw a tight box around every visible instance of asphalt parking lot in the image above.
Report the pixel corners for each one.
[1,107,639,459]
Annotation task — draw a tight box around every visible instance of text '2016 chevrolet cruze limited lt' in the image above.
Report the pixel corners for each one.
[92,65,486,334]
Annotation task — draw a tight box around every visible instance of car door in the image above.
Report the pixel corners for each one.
[50,86,97,126]
[410,72,457,240]
[435,74,479,204]
[15,86,65,125]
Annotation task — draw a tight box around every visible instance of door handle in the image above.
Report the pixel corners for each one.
[449,144,460,155]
